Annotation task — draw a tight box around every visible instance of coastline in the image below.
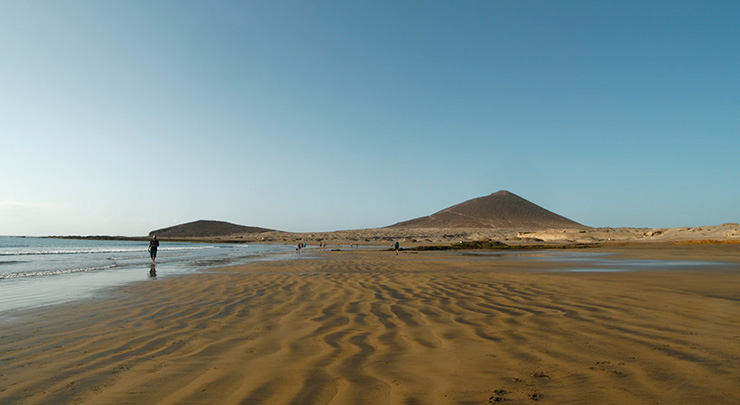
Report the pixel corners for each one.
[1,246,739,404]
[42,222,740,247]
[0,238,297,314]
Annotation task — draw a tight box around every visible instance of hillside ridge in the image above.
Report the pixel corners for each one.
[149,220,274,238]
[389,190,585,230]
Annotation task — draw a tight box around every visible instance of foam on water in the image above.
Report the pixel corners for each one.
[0,236,296,313]
[1,264,117,279]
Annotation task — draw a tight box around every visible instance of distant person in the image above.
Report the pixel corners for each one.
[148,235,160,264]
[394,241,400,255]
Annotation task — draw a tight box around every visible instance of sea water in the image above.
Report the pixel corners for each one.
[0,236,295,313]
[463,250,724,272]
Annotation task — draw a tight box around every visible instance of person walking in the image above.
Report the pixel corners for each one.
[148,235,160,264]
[394,241,400,255]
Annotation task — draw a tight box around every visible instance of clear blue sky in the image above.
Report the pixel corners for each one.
[2,1,738,236]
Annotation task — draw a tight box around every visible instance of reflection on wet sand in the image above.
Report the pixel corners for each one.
[1,248,739,404]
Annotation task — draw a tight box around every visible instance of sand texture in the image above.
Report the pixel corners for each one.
[1,247,740,404]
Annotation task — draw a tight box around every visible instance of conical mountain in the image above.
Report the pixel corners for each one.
[389,191,585,230]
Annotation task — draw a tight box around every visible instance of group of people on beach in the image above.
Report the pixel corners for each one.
[146,236,400,266]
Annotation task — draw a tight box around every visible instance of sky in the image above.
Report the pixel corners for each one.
[1,1,739,236]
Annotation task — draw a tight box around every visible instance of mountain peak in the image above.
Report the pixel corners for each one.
[390,191,585,230]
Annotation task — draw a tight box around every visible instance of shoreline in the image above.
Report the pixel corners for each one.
[37,222,740,247]
[1,246,739,404]
[0,239,298,314]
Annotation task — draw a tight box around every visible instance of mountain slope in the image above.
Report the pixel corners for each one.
[389,190,585,230]
[149,220,274,238]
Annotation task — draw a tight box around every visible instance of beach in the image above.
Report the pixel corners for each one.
[0,236,296,313]
[1,246,739,404]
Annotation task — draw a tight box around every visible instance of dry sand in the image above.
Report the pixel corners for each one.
[181,223,740,247]
[1,246,740,404]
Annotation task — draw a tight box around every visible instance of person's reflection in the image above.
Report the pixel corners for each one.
[149,263,157,278]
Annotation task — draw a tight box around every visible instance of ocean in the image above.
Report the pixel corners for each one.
[0,236,296,313]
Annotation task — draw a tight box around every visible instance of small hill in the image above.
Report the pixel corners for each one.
[149,220,274,238]
[389,190,585,230]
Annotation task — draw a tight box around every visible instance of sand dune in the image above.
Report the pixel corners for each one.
[518,223,740,244]
[1,248,739,404]
[176,223,740,246]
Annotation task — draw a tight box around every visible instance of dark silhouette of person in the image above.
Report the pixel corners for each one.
[148,235,160,264]
[394,241,400,255]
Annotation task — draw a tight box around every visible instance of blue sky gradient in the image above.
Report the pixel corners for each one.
[2,1,738,235]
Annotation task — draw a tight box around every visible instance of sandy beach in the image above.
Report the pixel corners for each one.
[1,246,739,404]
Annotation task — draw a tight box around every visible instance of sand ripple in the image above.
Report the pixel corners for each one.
[1,250,739,404]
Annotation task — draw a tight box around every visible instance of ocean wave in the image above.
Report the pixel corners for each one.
[0,245,217,256]
[160,246,217,251]
[0,264,117,279]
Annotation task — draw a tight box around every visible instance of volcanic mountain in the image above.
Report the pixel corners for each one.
[389,191,585,230]
[149,220,274,238]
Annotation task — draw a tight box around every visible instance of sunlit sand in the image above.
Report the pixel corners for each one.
[1,246,739,404]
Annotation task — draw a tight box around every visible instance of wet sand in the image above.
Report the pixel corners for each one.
[1,247,739,404]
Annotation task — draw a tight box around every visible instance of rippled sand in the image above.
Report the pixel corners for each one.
[1,248,739,404]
